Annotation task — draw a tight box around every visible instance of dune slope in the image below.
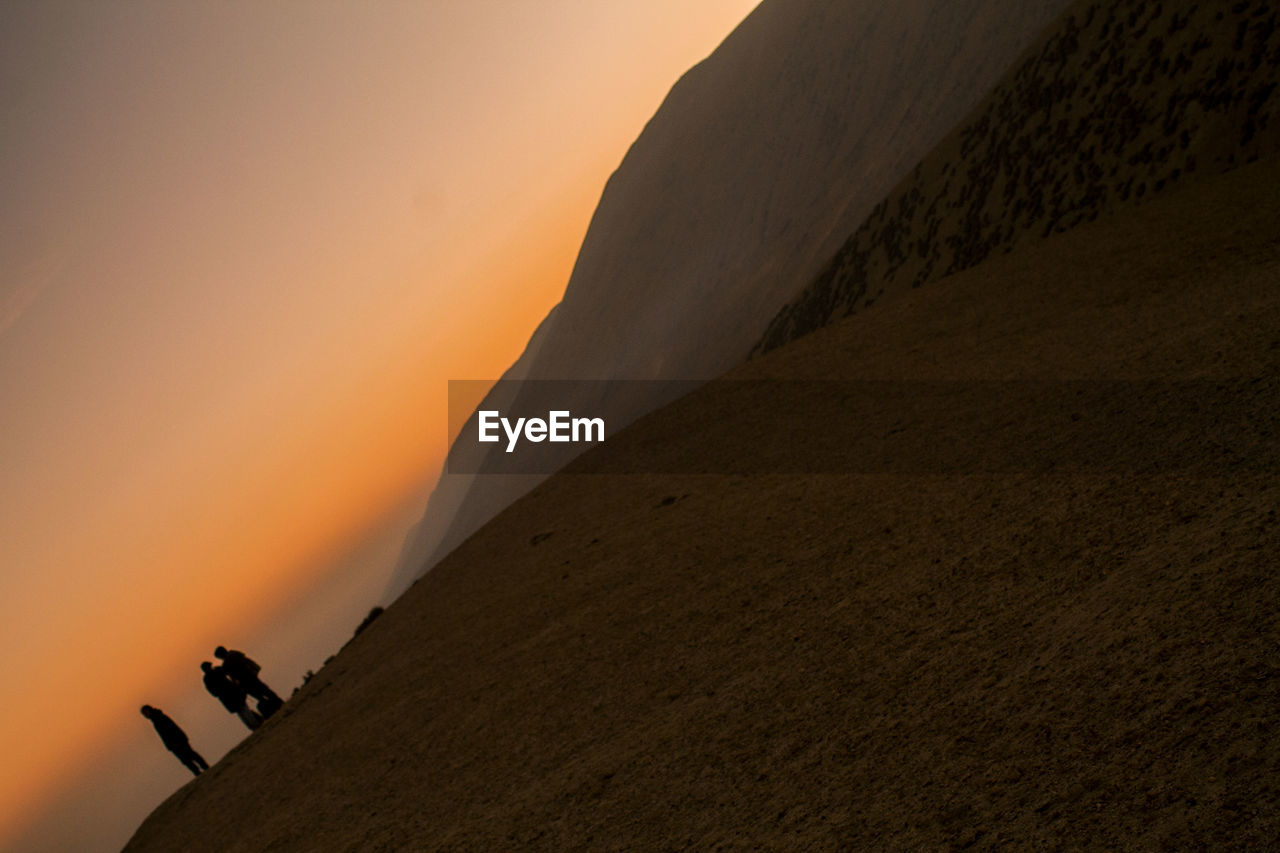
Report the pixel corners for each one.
[126,154,1279,850]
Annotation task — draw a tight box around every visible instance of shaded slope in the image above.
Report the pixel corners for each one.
[387,0,1074,596]
[127,155,1279,850]
[757,0,1280,354]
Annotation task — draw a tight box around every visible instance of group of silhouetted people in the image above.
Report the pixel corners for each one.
[202,646,283,729]
[141,646,282,777]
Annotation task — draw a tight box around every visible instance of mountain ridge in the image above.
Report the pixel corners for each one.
[388,0,1075,596]
[756,0,1280,354]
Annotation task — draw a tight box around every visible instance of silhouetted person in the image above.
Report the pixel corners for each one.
[140,705,208,777]
[201,661,263,730]
[215,646,283,718]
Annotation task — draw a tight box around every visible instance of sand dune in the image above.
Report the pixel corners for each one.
[125,154,1280,850]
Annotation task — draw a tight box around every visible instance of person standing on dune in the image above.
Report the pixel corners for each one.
[215,646,283,718]
[201,661,263,730]
[140,705,209,777]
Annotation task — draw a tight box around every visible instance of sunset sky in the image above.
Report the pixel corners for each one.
[0,2,760,849]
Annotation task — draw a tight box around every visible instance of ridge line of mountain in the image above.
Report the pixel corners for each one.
[755,0,1280,355]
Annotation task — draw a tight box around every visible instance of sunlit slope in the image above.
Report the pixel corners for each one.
[757,0,1280,353]
[126,156,1279,850]
[387,0,1075,596]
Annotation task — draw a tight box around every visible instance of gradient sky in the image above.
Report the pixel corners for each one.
[0,2,760,849]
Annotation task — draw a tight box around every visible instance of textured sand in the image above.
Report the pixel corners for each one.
[125,155,1279,851]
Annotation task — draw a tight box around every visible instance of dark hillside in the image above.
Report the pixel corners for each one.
[757,0,1280,354]
[126,155,1280,851]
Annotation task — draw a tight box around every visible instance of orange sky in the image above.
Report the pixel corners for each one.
[0,2,761,849]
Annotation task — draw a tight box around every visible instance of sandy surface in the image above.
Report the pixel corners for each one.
[124,154,1279,850]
